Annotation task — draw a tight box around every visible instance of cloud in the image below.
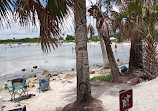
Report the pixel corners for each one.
[0,22,40,40]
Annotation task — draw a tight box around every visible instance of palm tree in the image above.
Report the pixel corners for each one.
[88,5,121,82]
[62,1,103,110]
[74,0,92,102]
[116,0,158,73]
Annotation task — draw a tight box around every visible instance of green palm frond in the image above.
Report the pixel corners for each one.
[14,0,72,52]
[0,0,15,28]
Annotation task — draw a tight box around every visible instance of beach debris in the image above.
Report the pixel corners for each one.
[46,72,58,77]
[42,71,58,77]
[64,74,76,79]
[50,78,56,81]
[89,70,95,74]
[22,69,26,72]
[42,70,49,75]
[61,79,73,83]
[67,81,73,83]
[31,69,34,72]
[127,77,139,85]
[33,66,38,69]
[117,58,120,62]
[28,73,37,78]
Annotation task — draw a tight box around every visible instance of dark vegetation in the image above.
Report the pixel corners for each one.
[0,38,40,44]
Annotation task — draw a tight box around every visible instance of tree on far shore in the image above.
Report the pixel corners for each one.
[65,35,75,41]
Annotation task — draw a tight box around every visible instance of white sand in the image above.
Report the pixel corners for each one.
[1,73,158,111]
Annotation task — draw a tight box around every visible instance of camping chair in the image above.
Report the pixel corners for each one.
[38,77,50,92]
[8,78,28,102]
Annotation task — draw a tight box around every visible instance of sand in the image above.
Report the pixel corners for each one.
[1,72,158,111]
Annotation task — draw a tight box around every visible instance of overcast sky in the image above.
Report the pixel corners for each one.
[0,0,119,40]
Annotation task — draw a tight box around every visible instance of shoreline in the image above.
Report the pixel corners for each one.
[0,41,132,46]
[0,61,128,87]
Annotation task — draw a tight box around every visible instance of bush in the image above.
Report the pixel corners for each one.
[91,74,111,82]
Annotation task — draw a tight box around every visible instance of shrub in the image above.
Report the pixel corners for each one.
[91,74,111,82]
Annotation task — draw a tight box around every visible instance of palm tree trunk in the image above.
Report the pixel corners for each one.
[98,32,109,69]
[129,35,143,72]
[102,36,121,82]
[74,0,92,102]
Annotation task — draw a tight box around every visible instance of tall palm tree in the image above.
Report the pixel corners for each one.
[62,1,102,110]
[88,5,121,83]
[74,0,92,102]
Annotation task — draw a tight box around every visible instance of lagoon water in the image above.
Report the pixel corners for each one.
[0,43,130,83]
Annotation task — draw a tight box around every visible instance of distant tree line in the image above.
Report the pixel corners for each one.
[0,37,65,44]
[0,38,40,44]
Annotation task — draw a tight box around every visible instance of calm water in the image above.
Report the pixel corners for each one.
[0,43,130,83]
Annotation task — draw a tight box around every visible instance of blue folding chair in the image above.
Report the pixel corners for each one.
[38,77,50,92]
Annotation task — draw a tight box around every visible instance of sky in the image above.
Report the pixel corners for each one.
[0,0,119,40]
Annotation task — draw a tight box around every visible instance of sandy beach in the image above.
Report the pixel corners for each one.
[0,66,158,111]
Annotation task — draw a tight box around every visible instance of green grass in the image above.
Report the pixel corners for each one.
[91,74,112,82]
[64,40,75,43]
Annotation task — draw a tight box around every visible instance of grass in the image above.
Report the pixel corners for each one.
[64,40,75,43]
[91,74,112,82]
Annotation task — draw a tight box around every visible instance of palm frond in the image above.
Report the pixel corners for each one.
[0,0,15,28]
[14,0,72,52]
[143,33,158,80]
